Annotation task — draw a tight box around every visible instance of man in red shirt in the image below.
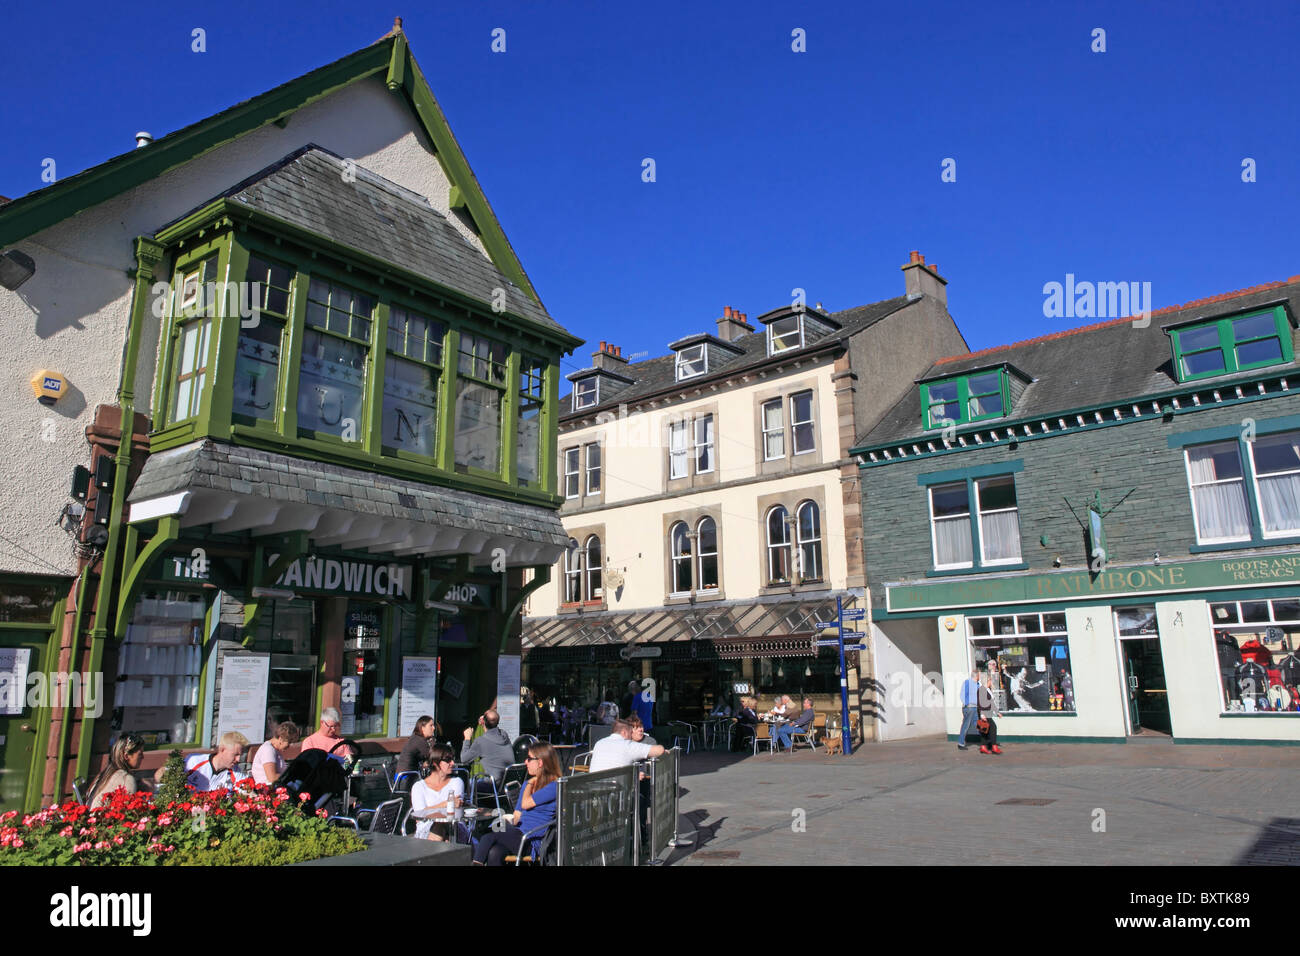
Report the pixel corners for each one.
[299,708,344,754]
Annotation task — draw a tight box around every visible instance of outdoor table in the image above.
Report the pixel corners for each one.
[552,743,580,771]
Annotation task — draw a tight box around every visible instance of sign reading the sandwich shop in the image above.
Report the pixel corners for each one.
[887,553,1300,613]
[266,553,413,599]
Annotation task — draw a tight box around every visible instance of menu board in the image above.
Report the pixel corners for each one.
[0,648,31,716]
[216,653,270,744]
[496,654,521,740]
[398,657,438,738]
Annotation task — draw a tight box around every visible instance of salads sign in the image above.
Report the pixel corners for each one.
[267,553,412,598]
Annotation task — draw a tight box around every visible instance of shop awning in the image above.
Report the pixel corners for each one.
[125,439,568,566]
[523,591,863,659]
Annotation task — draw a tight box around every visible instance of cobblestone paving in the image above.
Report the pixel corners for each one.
[665,737,1300,866]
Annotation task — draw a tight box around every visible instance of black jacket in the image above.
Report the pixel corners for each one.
[395,733,430,775]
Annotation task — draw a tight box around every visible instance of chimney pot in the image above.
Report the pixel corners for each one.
[909,250,921,264]
[724,306,733,319]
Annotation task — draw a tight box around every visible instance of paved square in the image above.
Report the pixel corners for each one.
[664,737,1300,866]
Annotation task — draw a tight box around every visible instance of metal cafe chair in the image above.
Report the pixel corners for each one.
[384,758,420,794]
[667,721,700,754]
[786,725,816,754]
[503,780,523,813]
[752,722,774,756]
[568,750,592,774]
[505,822,556,866]
[330,796,406,834]
[468,771,504,812]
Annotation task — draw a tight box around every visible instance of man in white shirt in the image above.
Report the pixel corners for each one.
[588,719,665,773]
[185,731,250,790]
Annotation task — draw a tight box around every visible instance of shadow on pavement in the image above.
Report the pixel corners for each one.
[1233,818,1300,865]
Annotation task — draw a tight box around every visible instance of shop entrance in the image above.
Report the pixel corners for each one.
[1120,638,1171,735]
[0,630,48,812]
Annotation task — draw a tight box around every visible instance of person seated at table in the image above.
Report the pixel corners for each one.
[459,709,515,784]
[395,715,438,783]
[86,732,159,807]
[472,742,562,865]
[409,744,464,841]
[589,718,665,772]
[252,721,300,786]
[733,697,759,753]
[626,715,657,747]
[711,696,732,717]
[774,698,816,752]
[298,708,344,753]
[185,732,250,791]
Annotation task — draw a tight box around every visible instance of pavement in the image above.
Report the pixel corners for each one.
[663,735,1300,866]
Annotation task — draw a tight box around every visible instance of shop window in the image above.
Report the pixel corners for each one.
[1171,306,1292,382]
[1209,599,1300,714]
[761,399,784,460]
[756,651,841,696]
[796,501,822,582]
[114,591,207,747]
[299,278,372,440]
[342,601,386,736]
[766,506,792,584]
[0,578,62,623]
[249,599,319,735]
[454,332,507,472]
[516,357,546,484]
[790,391,815,455]
[929,475,1022,570]
[233,254,294,423]
[563,447,580,499]
[967,612,1073,713]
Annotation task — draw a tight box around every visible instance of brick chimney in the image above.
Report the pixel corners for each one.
[592,341,629,371]
[716,305,755,342]
[901,250,947,306]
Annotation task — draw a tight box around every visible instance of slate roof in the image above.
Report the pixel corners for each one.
[560,296,913,419]
[128,439,569,548]
[175,145,563,336]
[856,277,1300,449]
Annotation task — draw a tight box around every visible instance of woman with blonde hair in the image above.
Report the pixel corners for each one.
[472,741,561,865]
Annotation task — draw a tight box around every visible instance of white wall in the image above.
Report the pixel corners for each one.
[0,77,474,576]
[873,620,947,740]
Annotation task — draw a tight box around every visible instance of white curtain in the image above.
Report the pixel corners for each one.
[1256,439,1300,533]
[981,510,1022,562]
[669,422,687,478]
[933,516,972,566]
[1188,447,1250,539]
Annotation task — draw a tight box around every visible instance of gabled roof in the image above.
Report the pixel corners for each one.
[176,146,563,335]
[559,296,912,420]
[856,276,1300,449]
[0,30,560,333]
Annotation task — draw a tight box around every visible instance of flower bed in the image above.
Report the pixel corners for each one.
[0,783,365,866]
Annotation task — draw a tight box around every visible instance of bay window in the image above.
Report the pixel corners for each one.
[454,332,507,472]
[298,278,372,440]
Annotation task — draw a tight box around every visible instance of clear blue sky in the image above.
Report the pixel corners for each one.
[3,0,1297,376]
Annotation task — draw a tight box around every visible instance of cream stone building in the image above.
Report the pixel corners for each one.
[524,253,968,743]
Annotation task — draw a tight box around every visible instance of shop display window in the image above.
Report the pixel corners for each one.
[250,600,318,735]
[1209,599,1300,714]
[114,591,205,746]
[967,612,1075,713]
[756,651,841,696]
[343,601,386,736]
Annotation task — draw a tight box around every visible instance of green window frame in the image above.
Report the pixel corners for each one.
[168,254,221,425]
[454,332,508,474]
[232,254,295,425]
[1171,306,1293,382]
[297,278,374,442]
[515,356,546,485]
[921,369,1009,430]
[381,306,445,461]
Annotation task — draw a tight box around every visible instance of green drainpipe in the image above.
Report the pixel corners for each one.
[70,237,166,789]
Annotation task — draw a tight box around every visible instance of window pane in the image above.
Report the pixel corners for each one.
[928,381,958,402]
[1236,337,1283,367]
[1187,443,1250,540]
[669,422,687,478]
[1241,601,1270,623]
[968,391,1003,418]
[762,400,784,459]
[574,378,597,408]
[770,316,801,351]
[930,401,960,424]
[933,516,972,566]
[586,443,601,494]
[695,415,714,472]
[233,319,282,421]
[564,448,579,497]
[1210,602,1239,624]
[677,345,706,378]
[298,331,366,438]
[516,402,540,483]
[978,476,1018,511]
[382,354,438,457]
[930,483,970,518]
[1253,432,1300,475]
[1181,349,1226,377]
[968,372,1000,394]
[797,503,822,580]
[791,392,814,454]
[1232,314,1276,341]
[454,379,501,471]
[968,617,991,637]
[1179,325,1221,351]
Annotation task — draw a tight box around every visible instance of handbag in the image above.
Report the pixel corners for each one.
[976,718,991,734]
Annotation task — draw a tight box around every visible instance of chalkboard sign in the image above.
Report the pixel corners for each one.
[556,766,637,867]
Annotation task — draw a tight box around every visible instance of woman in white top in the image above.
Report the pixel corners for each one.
[409,743,465,841]
[251,721,300,786]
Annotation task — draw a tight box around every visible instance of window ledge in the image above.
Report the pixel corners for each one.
[1190,537,1300,554]
[558,600,605,614]
[926,563,1028,578]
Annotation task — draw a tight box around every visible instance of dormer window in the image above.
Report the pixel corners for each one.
[768,314,803,354]
[1169,306,1293,382]
[922,370,1007,430]
[676,344,707,380]
[574,376,599,409]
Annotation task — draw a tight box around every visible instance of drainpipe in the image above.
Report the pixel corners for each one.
[66,237,165,791]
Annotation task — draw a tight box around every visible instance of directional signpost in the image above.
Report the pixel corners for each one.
[817,595,866,756]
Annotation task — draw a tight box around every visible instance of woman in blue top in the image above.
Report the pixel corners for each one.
[472,741,561,865]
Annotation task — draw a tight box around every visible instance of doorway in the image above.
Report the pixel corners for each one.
[0,631,49,812]
[1120,638,1171,735]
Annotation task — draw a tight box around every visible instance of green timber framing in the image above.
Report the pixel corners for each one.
[0,31,581,806]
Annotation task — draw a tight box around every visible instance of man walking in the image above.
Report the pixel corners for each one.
[957,670,980,750]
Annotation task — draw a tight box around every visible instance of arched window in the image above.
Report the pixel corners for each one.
[670,522,692,594]
[766,506,791,584]
[585,535,603,600]
[564,544,584,603]
[696,517,718,591]
[796,501,822,582]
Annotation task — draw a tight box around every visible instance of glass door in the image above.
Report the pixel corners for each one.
[1115,606,1171,735]
[0,631,47,812]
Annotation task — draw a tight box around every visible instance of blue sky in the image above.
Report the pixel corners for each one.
[2,0,1297,377]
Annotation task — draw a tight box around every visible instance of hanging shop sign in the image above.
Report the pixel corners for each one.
[887,552,1300,613]
[440,582,494,608]
[267,553,412,598]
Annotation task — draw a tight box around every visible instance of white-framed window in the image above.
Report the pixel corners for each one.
[574,377,599,409]
[669,421,689,479]
[768,315,803,354]
[1248,431,1300,536]
[563,447,580,499]
[585,535,603,599]
[585,442,602,496]
[929,482,973,569]
[766,505,792,584]
[796,501,822,581]
[670,521,692,594]
[564,545,584,603]
[976,476,1022,565]
[697,517,719,591]
[791,391,815,455]
[761,399,784,460]
[694,414,715,474]
[675,344,707,380]
[1185,442,1251,543]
